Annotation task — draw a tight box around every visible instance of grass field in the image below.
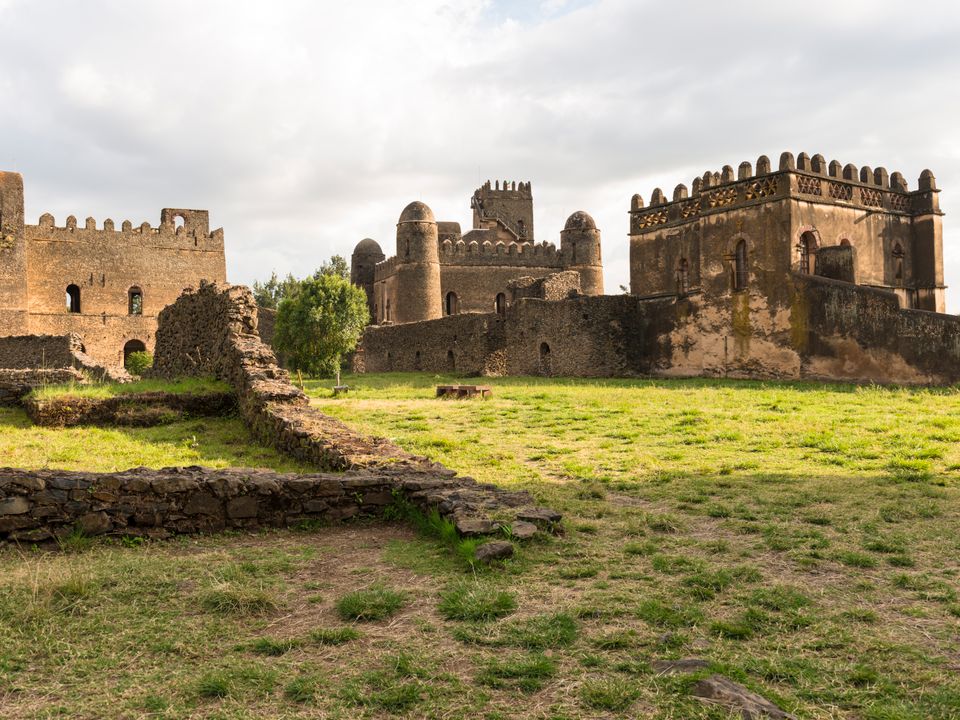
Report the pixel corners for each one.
[26,376,232,401]
[2,373,960,719]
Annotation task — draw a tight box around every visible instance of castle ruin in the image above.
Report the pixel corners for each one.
[357,153,960,385]
[352,181,603,325]
[0,171,227,368]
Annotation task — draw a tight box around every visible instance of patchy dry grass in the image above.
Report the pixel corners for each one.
[27,376,231,401]
[3,373,960,718]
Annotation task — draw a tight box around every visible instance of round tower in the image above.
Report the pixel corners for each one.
[395,201,442,323]
[560,210,604,296]
[350,237,384,322]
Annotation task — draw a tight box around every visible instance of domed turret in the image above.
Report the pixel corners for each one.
[351,238,385,323]
[395,201,442,323]
[560,210,603,296]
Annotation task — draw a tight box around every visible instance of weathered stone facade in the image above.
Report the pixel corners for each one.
[356,182,604,324]
[0,171,226,369]
[358,152,958,386]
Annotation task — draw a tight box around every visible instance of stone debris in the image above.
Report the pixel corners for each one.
[510,520,538,540]
[691,675,796,720]
[474,541,514,564]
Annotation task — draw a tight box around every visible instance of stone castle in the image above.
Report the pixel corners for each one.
[357,152,960,385]
[0,171,227,367]
[350,181,603,325]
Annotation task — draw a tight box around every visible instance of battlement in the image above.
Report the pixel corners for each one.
[630,151,940,235]
[24,208,224,249]
[439,238,563,267]
[473,179,533,198]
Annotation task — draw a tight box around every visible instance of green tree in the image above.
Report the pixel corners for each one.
[316,255,349,279]
[252,271,299,310]
[274,272,369,379]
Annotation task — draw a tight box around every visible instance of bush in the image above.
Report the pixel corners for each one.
[125,350,153,376]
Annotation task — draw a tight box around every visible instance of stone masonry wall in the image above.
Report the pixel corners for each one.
[0,368,85,406]
[0,333,131,382]
[0,465,541,545]
[359,312,507,375]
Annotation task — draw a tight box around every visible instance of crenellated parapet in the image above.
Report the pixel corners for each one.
[438,238,564,268]
[630,152,941,235]
[24,208,224,250]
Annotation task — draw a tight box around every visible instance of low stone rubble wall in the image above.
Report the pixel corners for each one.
[0,368,86,406]
[151,282,439,471]
[24,391,237,427]
[0,466,549,545]
[0,333,131,383]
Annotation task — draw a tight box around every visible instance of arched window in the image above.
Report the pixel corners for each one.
[516,219,526,239]
[734,240,748,291]
[128,286,143,315]
[676,258,689,295]
[446,349,456,372]
[66,284,81,313]
[123,339,146,367]
[414,350,422,371]
[495,293,507,315]
[798,231,818,274]
[539,342,552,376]
[445,292,459,316]
[893,243,904,284]
[385,299,391,322]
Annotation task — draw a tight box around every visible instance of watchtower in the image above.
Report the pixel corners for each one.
[394,201,442,323]
[0,172,28,334]
[351,238,385,320]
[470,180,534,242]
[560,211,604,295]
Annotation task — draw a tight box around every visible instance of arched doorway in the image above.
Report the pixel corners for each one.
[538,342,551,376]
[123,339,146,367]
[798,231,818,274]
[445,292,459,316]
[495,293,506,315]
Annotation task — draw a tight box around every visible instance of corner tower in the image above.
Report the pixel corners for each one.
[351,238,385,322]
[560,210,604,295]
[0,171,28,334]
[395,201,442,323]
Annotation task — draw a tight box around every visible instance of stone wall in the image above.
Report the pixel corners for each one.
[508,271,582,303]
[0,465,541,544]
[0,368,85,406]
[0,334,79,369]
[359,312,507,375]
[24,390,236,427]
[0,333,131,382]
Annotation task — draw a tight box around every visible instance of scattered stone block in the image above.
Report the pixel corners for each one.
[455,516,499,536]
[510,520,538,540]
[691,675,796,720]
[474,540,514,564]
[516,507,562,527]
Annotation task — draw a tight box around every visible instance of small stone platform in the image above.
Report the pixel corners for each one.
[436,384,493,399]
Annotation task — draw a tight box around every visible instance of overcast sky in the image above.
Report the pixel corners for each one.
[1,0,958,306]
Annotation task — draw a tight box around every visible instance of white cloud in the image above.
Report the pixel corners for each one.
[0,0,959,306]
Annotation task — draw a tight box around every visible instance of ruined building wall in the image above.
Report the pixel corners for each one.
[0,171,227,369]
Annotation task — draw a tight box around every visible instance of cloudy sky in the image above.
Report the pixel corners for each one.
[1,0,958,304]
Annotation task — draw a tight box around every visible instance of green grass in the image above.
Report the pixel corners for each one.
[27,376,232,401]
[335,583,407,621]
[0,405,310,472]
[4,372,960,718]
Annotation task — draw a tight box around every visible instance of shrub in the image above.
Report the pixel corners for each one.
[125,350,153,376]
